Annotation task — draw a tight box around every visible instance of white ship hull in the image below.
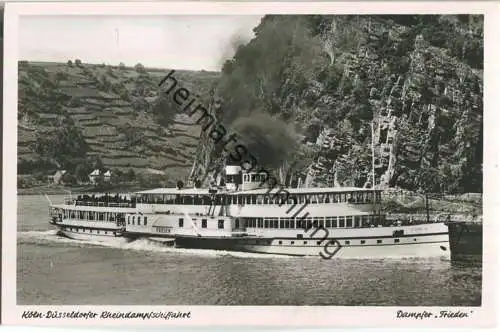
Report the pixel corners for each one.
[165,228,450,259]
[57,228,128,246]
[236,236,449,259]
[50,215,127,245]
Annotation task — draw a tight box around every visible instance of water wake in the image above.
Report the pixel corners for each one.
[17,230,121,248]
[16,230,291,259]
[117,238,293,259]
[17,231,446,262]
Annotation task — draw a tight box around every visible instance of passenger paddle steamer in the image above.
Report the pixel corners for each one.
[49,165,450,259]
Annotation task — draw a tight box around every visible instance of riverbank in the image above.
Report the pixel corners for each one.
[382,190,482,222]
[17,183,148,196]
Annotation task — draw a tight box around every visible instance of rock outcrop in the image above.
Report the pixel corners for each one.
[213,15,483,193]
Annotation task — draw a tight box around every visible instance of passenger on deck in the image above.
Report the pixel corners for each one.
[347,195,354,203]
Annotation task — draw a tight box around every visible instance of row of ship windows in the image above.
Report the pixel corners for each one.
[60,213,382,230]
[61,211,124,222]
[60,212,150,227]
[137,192,380,205]
[126,217,228,229]
[269,238,414,245]
[225,192,379,205]
[177,219,227,229]
[244,216,383,229]
[59,226,415,245]
[127,215,148,226]
[140,216,381,230]
[61,227,110,235]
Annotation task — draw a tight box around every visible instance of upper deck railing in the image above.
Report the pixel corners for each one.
[63,194,136,208]
[73,201,136,208]
[135,191,381,205]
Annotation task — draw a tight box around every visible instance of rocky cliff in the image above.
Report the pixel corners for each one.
[213,15,483,193]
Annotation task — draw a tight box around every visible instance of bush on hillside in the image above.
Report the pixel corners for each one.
[17,175,38,188]
[125,169,136,181]
[135,63,146,73]
[55,71,68,81]
[151,93,179,127]
[32,117,89,170]
[120,123,145,146]
[18,157,59,175]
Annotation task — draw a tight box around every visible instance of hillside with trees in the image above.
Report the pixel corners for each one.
[18,60,218,189]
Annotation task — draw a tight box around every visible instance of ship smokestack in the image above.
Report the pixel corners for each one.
[225,165,242,191]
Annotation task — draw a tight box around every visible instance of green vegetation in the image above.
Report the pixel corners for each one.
[18,59,219,189]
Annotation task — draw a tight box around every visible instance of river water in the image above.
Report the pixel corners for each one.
[17,195,482,305]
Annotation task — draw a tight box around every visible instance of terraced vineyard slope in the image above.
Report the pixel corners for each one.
[18,60,219,189]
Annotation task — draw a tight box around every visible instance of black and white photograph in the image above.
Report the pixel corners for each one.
[2,0,496,328]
